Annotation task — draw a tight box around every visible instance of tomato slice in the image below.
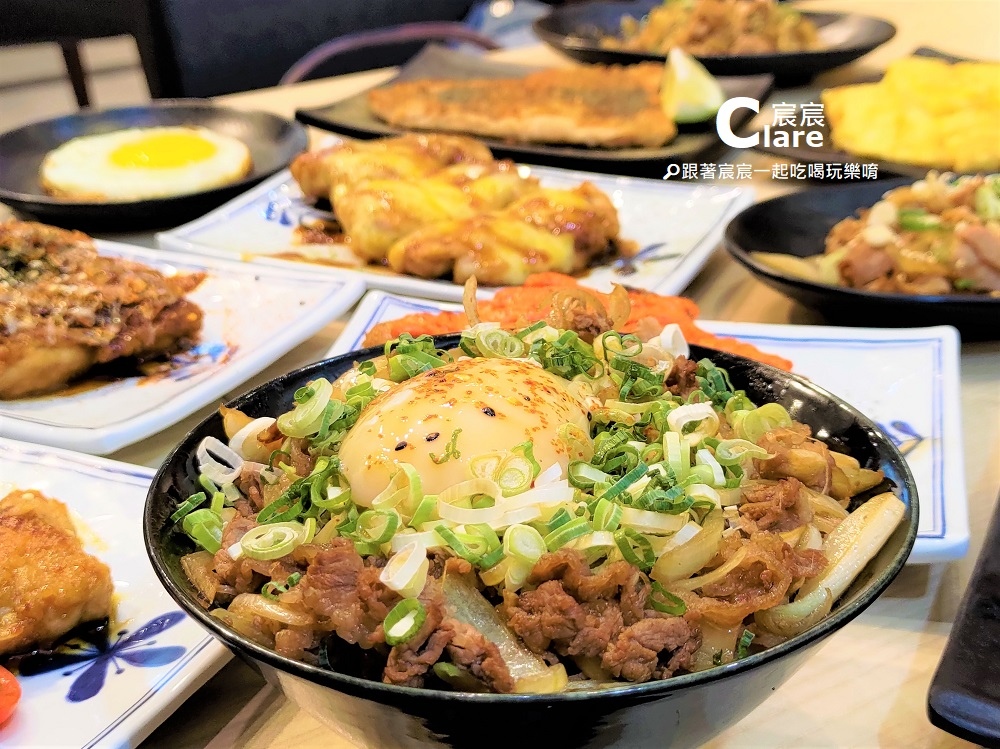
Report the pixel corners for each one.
[0,666,20,725]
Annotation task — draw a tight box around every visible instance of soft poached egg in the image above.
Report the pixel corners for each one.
[339,357,592,506]
[40,126,252,202]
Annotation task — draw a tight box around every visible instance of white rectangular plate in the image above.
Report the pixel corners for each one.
[156,166,753,301]
[0,241,365,455]
[329,291,968,564]
[0,437,230,749]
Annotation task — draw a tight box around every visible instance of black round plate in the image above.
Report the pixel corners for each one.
[533,1,896,86]
[724,180,1000,338]
[0,100,308,231]
[144,337,916,749]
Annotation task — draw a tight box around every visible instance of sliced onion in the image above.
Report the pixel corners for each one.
[535,463,564,487]
[390,529,446,553]
[620,506,688,535]
[181,551,218,603]
[229,593,316,627]
[755,587,833,638]
[228,417,277,463]
[672,546,748,592]
[657,520,701,554]
[686,483,721,507]
[501,480,573,511]
[380,542,430,598]
[504,524,547,566]
[197,436,244,485]
[657,323,690,358]
[652,509,724,583]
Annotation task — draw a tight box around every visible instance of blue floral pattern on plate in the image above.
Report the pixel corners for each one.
[17,612,187,703]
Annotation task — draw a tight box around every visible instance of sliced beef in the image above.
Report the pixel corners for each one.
[445,619,515,693]
[664,356,699,398]
[213,516,258,594]
[301,538,398,648]
[384,582,449,687]
[504,580,586,654]
[739,477,810,532]
[601,614,701,682]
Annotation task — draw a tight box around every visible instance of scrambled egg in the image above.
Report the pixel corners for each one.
[822,57,1000,172]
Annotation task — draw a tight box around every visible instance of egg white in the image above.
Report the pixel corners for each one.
[40,126,253,202]
[339,358,593,506]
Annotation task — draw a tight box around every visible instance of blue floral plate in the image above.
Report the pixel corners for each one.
[0,437,231,748]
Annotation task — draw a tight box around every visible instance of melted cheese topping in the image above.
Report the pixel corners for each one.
[339,358,592,506]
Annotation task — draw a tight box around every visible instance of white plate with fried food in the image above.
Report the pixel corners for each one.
[330,289,967,563]
[0,437,230,749]
[0,224,364,454]
[157,136,753,302]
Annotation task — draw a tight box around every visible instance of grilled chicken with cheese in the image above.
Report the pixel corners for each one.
[387,182,620,284]
[0,490,114,655]
[0,221,204,399]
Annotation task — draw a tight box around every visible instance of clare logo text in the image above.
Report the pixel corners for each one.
[717,98,826,149]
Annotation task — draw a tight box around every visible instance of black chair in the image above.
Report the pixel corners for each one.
[0,0,160,107]
[137,0,478,99]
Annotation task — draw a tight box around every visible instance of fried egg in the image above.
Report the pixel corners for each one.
[339,358,592,506]
[40,126,253,202]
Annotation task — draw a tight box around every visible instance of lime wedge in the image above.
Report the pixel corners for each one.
[661,48,726,124]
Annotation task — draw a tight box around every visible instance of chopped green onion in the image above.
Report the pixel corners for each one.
[543,516,591,551]
[475,329,526,359]
[503,524,547,567]
[613,527,655,571]
[469,452,504,481]
[515,320,547,339]
[379,541,429,598]
[384,599,427,646]
[210,491,225,514]
[737,403,792,443]
[592,497,623,531]
[435,525,484,564]
[409,494,439,528]
[568,461,611,490]
[351,510,400,545]
[277,378,334,438]
[429,429,462,464]
[648,581,687,615]
[736,629,755,659]
[240,521,307,560]
[198,474,220,495]
[181,508,223,554]
[171,491,207,522]
[314,484,351,511]
[600,462,649,501]
[898,207,943,231]
[714,439,773,465]
[262,572,303,599]
[372,463,422,517]
[663,432,689,480]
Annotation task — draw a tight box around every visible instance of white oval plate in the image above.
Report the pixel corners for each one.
[0,241,365,455]
[328,290,968,564]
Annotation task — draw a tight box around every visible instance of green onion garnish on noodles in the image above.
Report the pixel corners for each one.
[171,491,208,522]
[648,581,687,616]
[383,599,427,646]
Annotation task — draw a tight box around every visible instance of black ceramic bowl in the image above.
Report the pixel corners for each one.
[533,1,896,86]
[724,180,1000,339]
[0,100,308,231]
[144,338,918,749]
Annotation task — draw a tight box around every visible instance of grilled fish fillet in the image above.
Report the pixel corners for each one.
[0,490,114,655]
[367,64,677,148]
[0,221,204,399]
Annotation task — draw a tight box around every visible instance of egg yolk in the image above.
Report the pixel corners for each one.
[109,132,217,169]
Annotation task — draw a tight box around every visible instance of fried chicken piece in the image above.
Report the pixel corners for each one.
[289,133,494,202]
[368,64,677,148]
[0,221,204,399]
[0,490,114,655]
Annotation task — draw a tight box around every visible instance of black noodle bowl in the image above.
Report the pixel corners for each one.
[144,337,917,749]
